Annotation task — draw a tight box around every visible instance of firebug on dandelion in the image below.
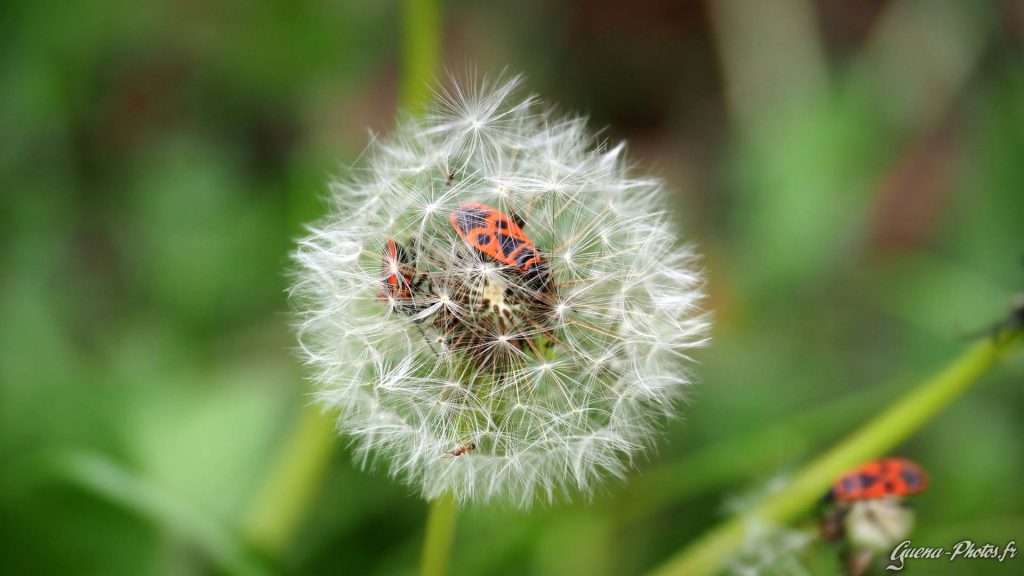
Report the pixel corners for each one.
[381,238,419,301]
[450,203,550,292]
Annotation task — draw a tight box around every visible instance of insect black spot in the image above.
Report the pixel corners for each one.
[524,261,550,291]
[883,481,896,492]
[476,233,492,246]
[454,208,489,235]
[496,218,509,230]
[515,248,537,267]
[496,233,522,258]
[842,477,857,493]
[859,473,877,488]
[901,469,920,489]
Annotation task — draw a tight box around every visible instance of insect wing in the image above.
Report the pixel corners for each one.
[450,203,551,290]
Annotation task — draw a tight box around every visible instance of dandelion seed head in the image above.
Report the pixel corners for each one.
[291,74,709,507]
[729,519,815,576]
[725,479,816,576]
[844,497,915,552]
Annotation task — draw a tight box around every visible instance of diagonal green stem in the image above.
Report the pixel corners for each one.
[648,331,1022,576]
[420,494,458,576]
[620,379,897,522]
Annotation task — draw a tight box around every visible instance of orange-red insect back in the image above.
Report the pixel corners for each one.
[829,457,928,502]
[449,203,550,291]
[381,238,416,300]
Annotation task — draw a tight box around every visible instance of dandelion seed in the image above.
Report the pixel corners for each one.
[729,519,815,576]
[725,478,816,576]
[291,74,709,507]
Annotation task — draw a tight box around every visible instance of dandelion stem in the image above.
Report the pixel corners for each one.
[403,1,454,571]
[620,377,897,522]
[420,494,458,576]
[647,330,1022,576]
[243,0,442,557]
[401,0,441,111]
[241,403,336,554]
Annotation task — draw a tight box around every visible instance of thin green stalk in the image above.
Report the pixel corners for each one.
[420,494,458,576]
[242,0,442,556]
[401,0,441,111]
[242,403,337,554]
[648,331,1022,576]
[620,379,897,522]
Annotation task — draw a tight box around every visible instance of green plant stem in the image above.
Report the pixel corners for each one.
[620,379,897,522]
[648,332,1022,576]
[241,0,442,557]
[241,403,336,554]
[420,494,458,576]
[401,0,441,111]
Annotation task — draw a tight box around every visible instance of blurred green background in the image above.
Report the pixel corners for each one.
[1,1,1022,575]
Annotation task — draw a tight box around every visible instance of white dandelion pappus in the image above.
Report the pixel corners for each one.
[291,74,709,507]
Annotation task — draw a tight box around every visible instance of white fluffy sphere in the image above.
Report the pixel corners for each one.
[292,75,708,507]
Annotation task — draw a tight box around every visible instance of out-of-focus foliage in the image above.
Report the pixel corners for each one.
[0,1,1021,575]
